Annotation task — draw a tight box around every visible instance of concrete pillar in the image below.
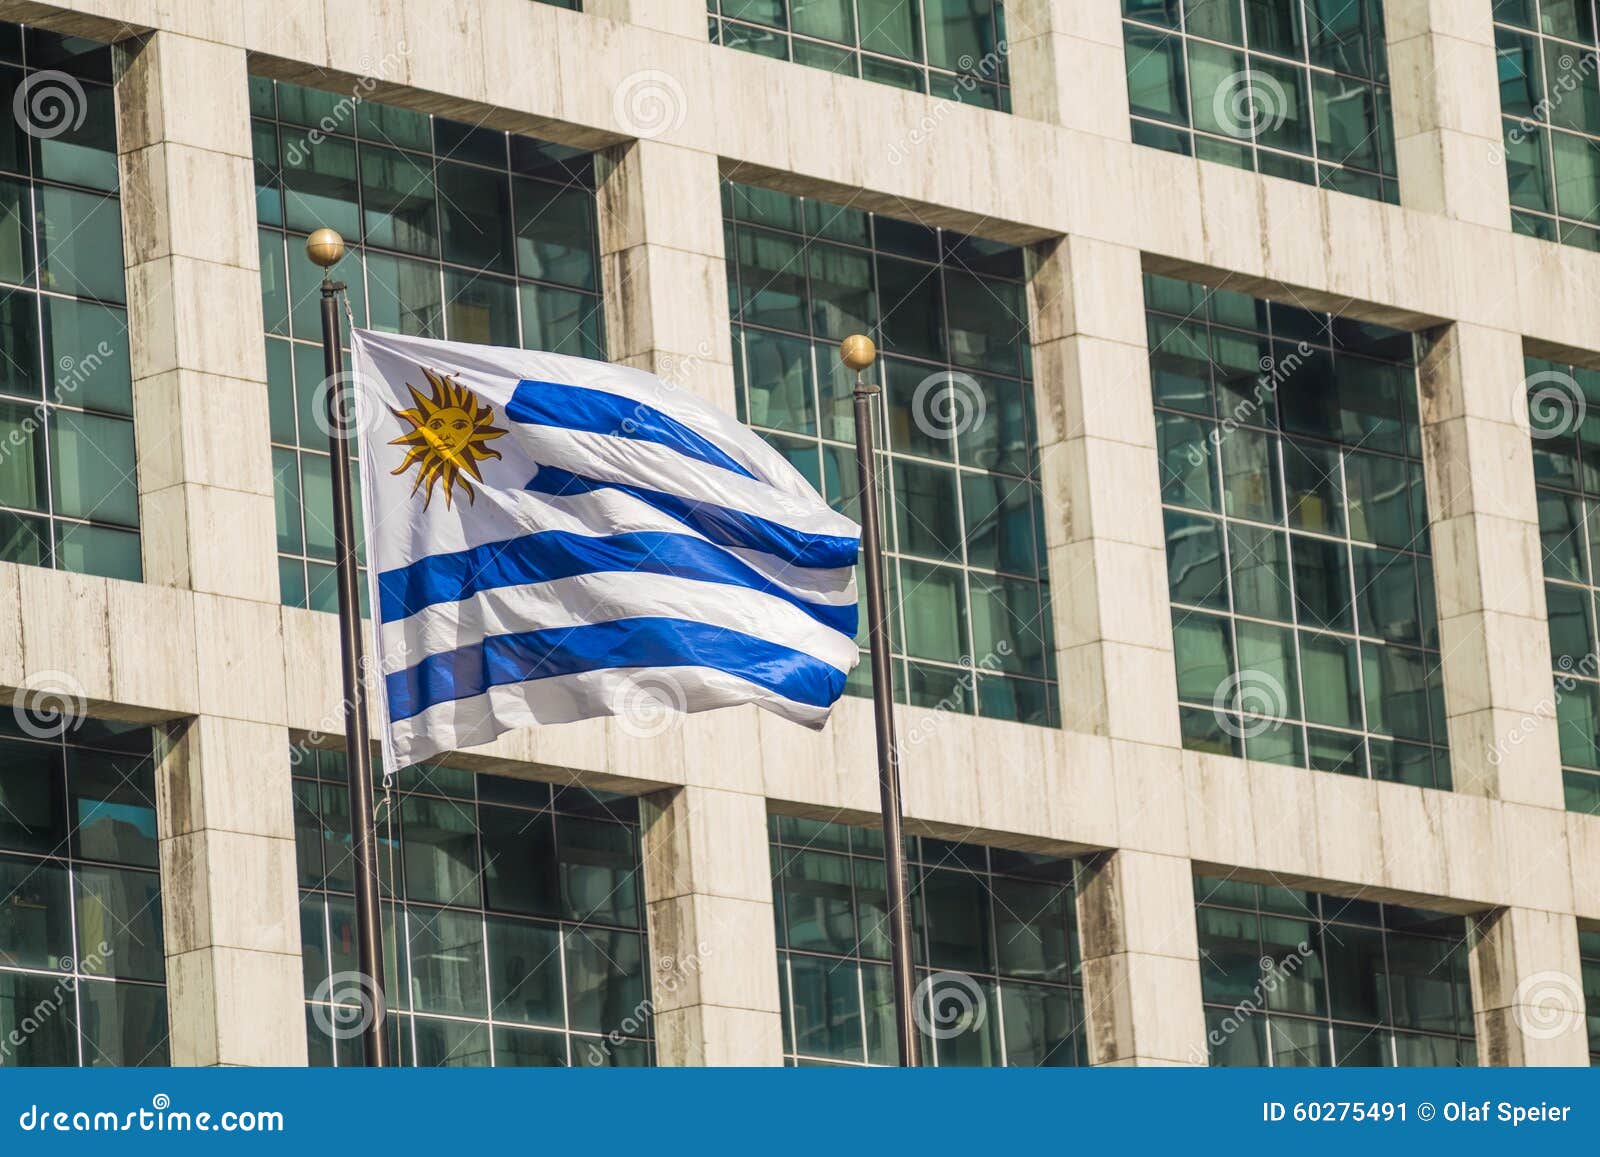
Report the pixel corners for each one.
[585,0,706,39]
[1418,323,1563,809]
[1075,850,1207,1065]
[1468,906,1590,1065]
[639,786,783,1065]
[116,30,305,1065]
[1030,235,1179,749]
[1384,0,1511,228]
[1006,0,1131,138]
[595,138,734,413]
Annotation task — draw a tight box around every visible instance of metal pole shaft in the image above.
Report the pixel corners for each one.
[852,382,920,1067]
[320,282,389,1067]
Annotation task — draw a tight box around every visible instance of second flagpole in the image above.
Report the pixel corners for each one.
[308,227,390,1068]
[841,334,921,1067]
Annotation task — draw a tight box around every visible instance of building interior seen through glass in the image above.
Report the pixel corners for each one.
[770,815,1085,1066]
[293,747,651,1067]
[1123,0,1398,203]
[251,77,605,613]
[0,716,166,1066]
[1494,0,1600,249]
[0,28,139,582]
[1524,355,1600,815]
[709,0,1011,109]
[724,178,1055,725]
[1196,875,1476,1067]
[1148,273,1450,788]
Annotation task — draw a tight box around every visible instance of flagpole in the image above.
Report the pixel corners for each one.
[307,228,389,1067]
[841,334,921,1067]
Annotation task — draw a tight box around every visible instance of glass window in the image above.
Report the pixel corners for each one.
[1196,875,1474,1066]
[0,719,165,1066]
[292,744,651,1066]
[1524,354,1600,814]
[726,181,1053,725]
[710,0,1009,109]
[1124,0,1399,203]
[771,815,1084,1066]
[253,80,603,611]
[1148,273,1449,787]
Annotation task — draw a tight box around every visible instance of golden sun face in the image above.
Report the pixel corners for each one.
[389,368,508,510]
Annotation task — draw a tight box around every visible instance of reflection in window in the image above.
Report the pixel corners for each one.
[0,717,166,1065]
[252,78,605,612]
[1123,0,1397,203]
[1495,1,1600,249]
[723,179,1055,725]
[1147,273,1449,786]
[770,815,1084,1066]
[1582,929,1600,1064]
[0,26,138,580]
[292,746,651,1066]
[709,0,1010,109]
[1195,875,1474,1066]
[1523,354,1600,814]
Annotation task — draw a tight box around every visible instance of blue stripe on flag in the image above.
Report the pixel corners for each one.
[378,529,858,638]
[508,380,758,481]
[385,616,848,722]
[525,465,858,570]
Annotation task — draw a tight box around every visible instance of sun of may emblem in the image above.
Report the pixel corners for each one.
[389,368,508,510]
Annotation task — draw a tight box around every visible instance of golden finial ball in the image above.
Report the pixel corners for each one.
[840,334,877,372]
[306,228,346,269]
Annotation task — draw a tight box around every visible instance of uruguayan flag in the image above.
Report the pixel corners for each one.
[350,329,861,771]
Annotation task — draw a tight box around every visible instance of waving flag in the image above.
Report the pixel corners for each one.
[350,330,861,771]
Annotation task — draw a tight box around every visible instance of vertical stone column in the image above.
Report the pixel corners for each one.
[595,138,735,413]
[1075,850,1207,1065]
[1030,237,1203,1062]
[639,786,784,1065]
[1469,907,1590,1065]
[1006,0,1131,138]
[1384,0,1511,228]
[116,30,305,1065]
[1418,323,1563,809]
